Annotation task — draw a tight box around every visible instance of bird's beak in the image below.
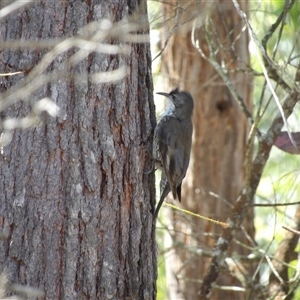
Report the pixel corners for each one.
[156,92,170,97]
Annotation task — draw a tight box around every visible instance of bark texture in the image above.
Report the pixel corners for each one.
[0,1,156,299]
[159,1,254,299]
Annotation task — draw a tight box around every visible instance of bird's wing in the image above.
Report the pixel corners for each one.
[155,115,186,198]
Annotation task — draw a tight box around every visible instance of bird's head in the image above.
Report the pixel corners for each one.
[157,88,194,119]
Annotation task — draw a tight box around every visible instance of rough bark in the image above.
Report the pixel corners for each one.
[0,1,156,299]
[159,1,254,299]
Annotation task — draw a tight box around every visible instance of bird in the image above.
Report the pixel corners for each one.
[153,88,194,218]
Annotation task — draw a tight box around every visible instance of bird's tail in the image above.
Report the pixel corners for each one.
[153,172,171,218]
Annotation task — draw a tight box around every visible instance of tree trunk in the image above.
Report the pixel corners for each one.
[0,1,156,299]
[159,1,254,299]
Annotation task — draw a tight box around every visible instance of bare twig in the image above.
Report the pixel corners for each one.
[191,8,254,125]
[282,226,300,236]
[232,0,299,153]
[199,77,299,299]
[253,201,300,207]
[0,72,23,77]
[0,0,34,20]
[0,10,150,149]
[152,2,183,61]
[268,204,300,299]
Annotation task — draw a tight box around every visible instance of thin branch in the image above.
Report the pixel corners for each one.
[0,18,146,113]
[152,2,183,61]
[178,276,246,293]
[268,204,300,299]
[261,0,295,59]
[282,226,300,236]
[0,0,34,20]
[252,201,300,207]
[191,10,254,125]
[0,71,23,77]
[232,0,299,153]
[199,82,300,299]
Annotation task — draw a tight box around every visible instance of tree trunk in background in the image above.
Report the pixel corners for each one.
[0,1,156,299]
[159,1,254,299]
